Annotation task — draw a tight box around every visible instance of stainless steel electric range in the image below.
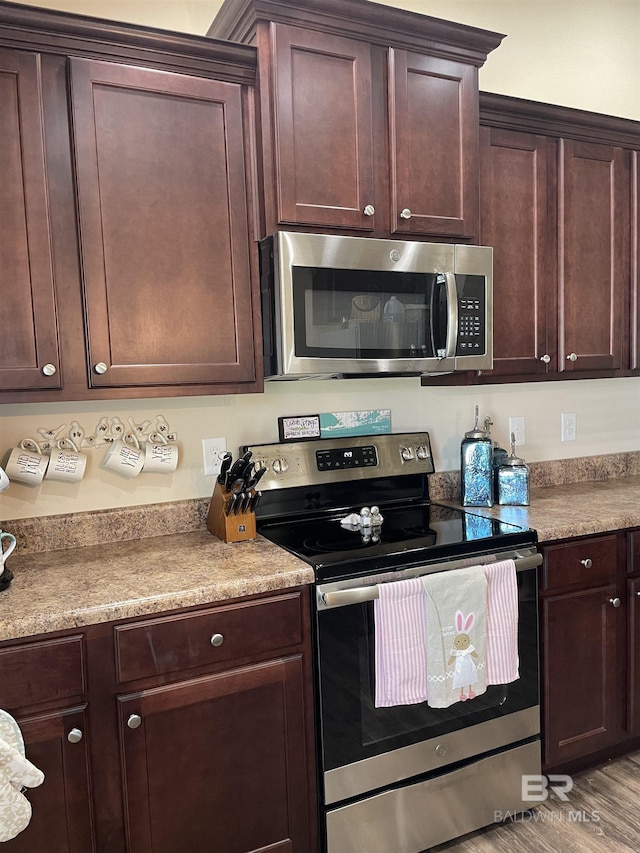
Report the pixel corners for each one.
[244,432,542,853]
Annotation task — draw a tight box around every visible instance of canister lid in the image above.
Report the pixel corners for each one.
[501,433,529,467]
[464,405,490,440]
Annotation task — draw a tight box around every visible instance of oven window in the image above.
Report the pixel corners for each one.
[316,568,538,773]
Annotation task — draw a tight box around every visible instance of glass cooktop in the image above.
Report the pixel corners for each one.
[257,501,536,581]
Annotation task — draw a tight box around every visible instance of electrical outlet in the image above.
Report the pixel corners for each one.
[508,416,526,446]
[202,437,227,477]
[561,413,577,442]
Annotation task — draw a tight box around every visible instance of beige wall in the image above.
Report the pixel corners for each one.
[1,0,639,520]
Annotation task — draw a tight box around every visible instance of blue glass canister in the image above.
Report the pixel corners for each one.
[497,433,530,506]
[461,406,493,507]
[484,416,508,502]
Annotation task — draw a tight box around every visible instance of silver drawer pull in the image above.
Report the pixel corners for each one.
[67,728,83,744]
[566,352,578,362]
[127,714,142,729]
[609,597,621,608]
[210,633,224,647]
[363,204,375,216]
[400,208,412,219]
[540,354,551,364]
[580,558,592,568]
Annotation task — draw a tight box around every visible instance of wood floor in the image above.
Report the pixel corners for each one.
[432,749,640,852]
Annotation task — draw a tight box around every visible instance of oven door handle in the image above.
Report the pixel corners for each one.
[319,552,542,609]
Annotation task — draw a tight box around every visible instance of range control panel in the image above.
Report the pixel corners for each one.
[242,432,434,491]
[316,445,378,471]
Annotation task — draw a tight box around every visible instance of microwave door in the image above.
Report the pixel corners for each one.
[429,273,457,371]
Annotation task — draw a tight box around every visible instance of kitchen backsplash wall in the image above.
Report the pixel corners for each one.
[2,377,639,520]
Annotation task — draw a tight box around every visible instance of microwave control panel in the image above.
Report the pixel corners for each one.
[456,276,486,355]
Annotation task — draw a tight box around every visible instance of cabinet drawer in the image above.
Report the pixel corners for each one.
[0,635,86,710]
[115,592,303,683]
[543,535,617,592]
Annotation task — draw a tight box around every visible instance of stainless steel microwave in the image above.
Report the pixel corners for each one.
[259,232,493,379]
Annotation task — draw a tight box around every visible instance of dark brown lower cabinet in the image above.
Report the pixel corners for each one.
[119,657,311,853]
[0,588,316,853]
[541,534,627,771]
[542,584,620,768]
[1,707,95,853]
[628,577,640,735]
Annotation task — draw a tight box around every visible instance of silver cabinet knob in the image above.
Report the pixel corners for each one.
[580,558,592,568]
[400,208,412,219]
[363,204,375,216]
[67,728,83,744]
[41,363,57,376]
[636,591,640,596]
[93,362,108,374]
[609,597,621,608]
[540,354,551,364]
[127,714,142,729]
[210,633,224,647]
[566,352,578,362]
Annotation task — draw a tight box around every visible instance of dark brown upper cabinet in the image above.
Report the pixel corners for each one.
[0,4,262,402]
[470,94,636,387]
[479,126,556,377]
[558,139,627,375]
[209,0,503,241]
[69,58,256,390]
[0,48,61,392]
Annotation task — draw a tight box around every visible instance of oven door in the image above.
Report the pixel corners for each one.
[314,555,540,807]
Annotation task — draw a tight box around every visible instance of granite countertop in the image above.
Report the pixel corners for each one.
[4,460,640,645]
[471,474,640,543]
[0,530,314,643]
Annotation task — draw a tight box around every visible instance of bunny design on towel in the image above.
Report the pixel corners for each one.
[0,710,44,843]
[448,610,480,702]
[422,565,488,709]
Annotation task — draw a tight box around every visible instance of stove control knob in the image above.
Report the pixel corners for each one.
[416,444,430,460]
[272,457,289,474]
[400,446,415,462]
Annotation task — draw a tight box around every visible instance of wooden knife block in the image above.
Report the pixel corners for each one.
[206,482,257,543]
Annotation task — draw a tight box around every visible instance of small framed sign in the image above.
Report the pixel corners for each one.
[278,414,321,442]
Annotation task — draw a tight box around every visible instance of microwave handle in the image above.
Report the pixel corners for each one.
[433,272,458,359]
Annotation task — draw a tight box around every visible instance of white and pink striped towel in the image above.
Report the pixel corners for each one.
[374,578,429,707]
[482,559,519,683]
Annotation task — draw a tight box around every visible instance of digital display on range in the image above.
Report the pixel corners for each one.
[316,445,378,471]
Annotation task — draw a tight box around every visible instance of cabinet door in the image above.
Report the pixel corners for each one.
[628,577,640,734]
[271,24,375,230]
[479,127,555,376]
[558,140,628,374]
[69,58,257,389]
[542,584,621,768]
[389,49,477,238]
[633,150,640,371]
[119,657,312,853]
[0,48,61,390]
[2,707,95,853]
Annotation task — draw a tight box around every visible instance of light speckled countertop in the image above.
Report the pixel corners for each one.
[0,530,313,642]
[468,475,640,542]
[3,459,640,645]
